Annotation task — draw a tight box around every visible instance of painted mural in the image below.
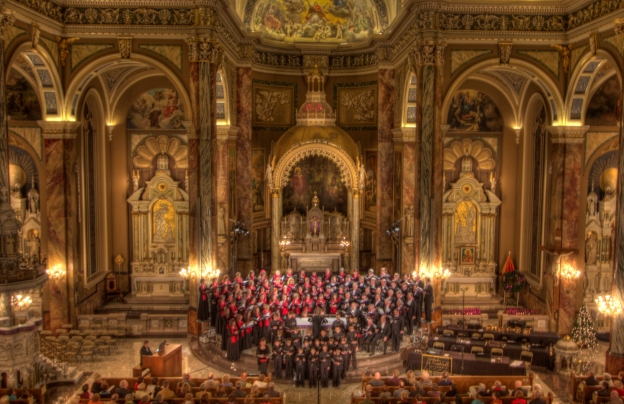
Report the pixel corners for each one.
[364,150,377,214]
[6,69,42,121]
[253,83,294,127]
[337,85,377,126]
[282,155,348,216]
[447,90,502,132]
[126,88,185,129]
[252,149,266,214]
[251,0,380,43]
[586,76,622,127]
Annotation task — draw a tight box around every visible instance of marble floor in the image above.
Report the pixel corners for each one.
[48,337,612,404]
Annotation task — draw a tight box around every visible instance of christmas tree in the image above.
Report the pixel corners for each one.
[570,304,598,361]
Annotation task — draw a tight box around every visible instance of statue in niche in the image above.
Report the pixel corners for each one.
[132,170,140,192]
[585,232,598,265]
[27,178,39,214]
[265,163,273,190]
[29,230,40,261]
[454,201,477,244]
[404,206,414,237]
[489,172,497,194]
[217,206,226,236]
[359,164,366,190]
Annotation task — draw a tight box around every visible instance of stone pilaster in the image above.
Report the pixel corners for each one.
[377,69,396,267]
[606,18,624,372]
[236,67,253,274]
[546,125,588,335]
[216,125,238,274]
[39,121,81,331]
[392,128,416,274]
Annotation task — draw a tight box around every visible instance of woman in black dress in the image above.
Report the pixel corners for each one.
[255,338,271,375]
[198,279,210,321]
[226,318,241,361]
[220,307,231,350]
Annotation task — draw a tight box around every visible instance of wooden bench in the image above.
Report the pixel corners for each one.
[0,388,44,404]
[361,375,535,393]
[102,376,271,389]
[570,373,606,403]
[79,396,283,404]
[351,393,553,404]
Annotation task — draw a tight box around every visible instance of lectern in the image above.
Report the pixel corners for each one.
[142,343,182,377]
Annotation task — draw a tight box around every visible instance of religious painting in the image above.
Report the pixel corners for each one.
[252,149,266,215]
[6,69,42,121]
[337,86,377,126]
[454,201,477,244]
[447,90,502,132]
[460,247,475,265]
[585,76,622,126]
[152,199,176,243]
[127,88,185,130]
[228,147,237,219]
[393,151,402,220]
[252,83,294,127]
[364,150,377,214]
[249,0,384,44]
[282,155,348,216]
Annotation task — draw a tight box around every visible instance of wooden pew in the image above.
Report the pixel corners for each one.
[102,376,270,389]
[360,374,535,394]
[351,393,553,404]
[0,388,45,404]
[79,396,283,404]
[570,372,606,404]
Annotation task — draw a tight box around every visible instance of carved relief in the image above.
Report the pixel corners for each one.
[117,36,132,60]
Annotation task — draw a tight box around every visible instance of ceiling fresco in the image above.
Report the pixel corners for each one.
[248,0,387,44]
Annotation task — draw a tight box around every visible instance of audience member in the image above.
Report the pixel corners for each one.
[434,393,447,404]
[427,384,442,399]
[151,393,168,404]
[266,382,280,397]
[606,374,615,388]
[116,380,132,397]
[134,376,144,391]
[405,371,418,387]
[134,383,147,400]
[214,386,227,398]
[125,393,135,404]
[364,384,379,398]
[98,383,111,399]
[232,382,247,398]
[613,381,624,397]
[250,385,263,398]
[159,381,175,401]
[183,374,196,387]
[609,391,624,404]
[91,375,103,394]
[360,392,375,404]
[393,381,408,398]
[79,384,91,399]
[195,384,211,401]
[182,393,194,404]
[447,383,458,397]
[138,394,151,404]
[87,393,103,404]
[110,393,120,402]
[244,395,255,404]
[529,392,546,404]
[399,391,412,404]
[225,393,238,404]
[387,370,401,386]
[409,382,426,398]
[146,378,161,397]
[205,373,219,389]
[240,372,253,387]
[221,374,233,387]
[587,372,600,386]
[421,371,433,387]
[471,392,485,404]
[511,390,527,404]
[253,374,268,388]
[491,391,503,404]
[438,371,452,386]
[260,394,272,404]
[511,381,526,397]
[414,394,425,404]
[199,393,210,404]
[599,382,613,397]
[379,385,392,399]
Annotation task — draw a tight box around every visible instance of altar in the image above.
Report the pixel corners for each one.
[288,252,341,273]
[133,275,187,297]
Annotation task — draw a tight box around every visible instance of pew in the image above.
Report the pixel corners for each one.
[570,372,606,404]
[0,388,44,404]
[360,375,535,394]
[350,394,553,404]
[79,396,283,404]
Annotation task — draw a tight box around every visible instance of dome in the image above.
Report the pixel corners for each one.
[272,125,359,165]
[9,164,26,191]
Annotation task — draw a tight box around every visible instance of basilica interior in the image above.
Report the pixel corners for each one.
[2,0,624,401]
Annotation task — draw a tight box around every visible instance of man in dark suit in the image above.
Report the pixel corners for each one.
[414,276,425,328]
[424,277,434,323]
[529,392,547,404]
[585,371,600,386]
[140,340,153,366]
[371,314,391,355]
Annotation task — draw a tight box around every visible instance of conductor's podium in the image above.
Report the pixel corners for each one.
[142,343,183,377]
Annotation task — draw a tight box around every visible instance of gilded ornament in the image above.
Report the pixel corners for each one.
[31,24,40,49]
[117,36,132,60]
[551,44,572,73]
[499,42,513,66]
[55,36,80,67]
[0,8,15,39]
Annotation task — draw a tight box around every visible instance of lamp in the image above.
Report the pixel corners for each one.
[340,239,350,248]
[11,294,32,310]
[202,267,221,279]
[179,267,193,279]
[47,265,65,279]
[435,268,451,280]
[595,295,622,316]
[558,263,580,281]
[279,239,291,251]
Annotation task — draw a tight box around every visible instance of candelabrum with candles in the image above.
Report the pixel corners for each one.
[596,295,622,317]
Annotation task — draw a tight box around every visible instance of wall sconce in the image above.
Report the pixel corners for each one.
[11,294,32,311]
[47,265,65,280]
[279,239,290,251]
[558,263,580,281]
[596,295,622,317]
[179,267,193,279]
[106,123,115,141]
[435,268,451,280]
[340,239,350,248]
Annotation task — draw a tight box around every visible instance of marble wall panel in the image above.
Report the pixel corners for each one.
[236,67,253,272]
[402,141,416,273]
[216,139,229,273]
[377,69,395,262]
[188,61,200,289]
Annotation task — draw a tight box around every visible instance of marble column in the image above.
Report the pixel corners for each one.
[351,188,360,271]
[40,121,81,331]
[607,19,624,372]
[392,128,416,274]
[377,69,396,268]
[411,41,445,326]
[236,67,253,274]
[546,125,588,335]
[186,37,220,335]
[271,190,282,272]
[216,125,238,274]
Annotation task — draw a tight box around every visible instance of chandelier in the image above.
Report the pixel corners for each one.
[340,239,350,248]
[558,263,580,280]
[202,267,220,279]
[179,267,193,279]
[435,268,451,280]
[595,295,622,316]
[46,265,65,280]
[12,294,32,310]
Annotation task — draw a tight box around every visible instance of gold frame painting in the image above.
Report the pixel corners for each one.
[337,85,378,126]
[252,83,294,127]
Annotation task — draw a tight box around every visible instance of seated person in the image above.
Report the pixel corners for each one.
[612,381,624,397]
[438,371,452,386]
[586,371,600,386]
[598,381,613,397]
[511,390,527,404]
[409,382,426,398]
[393,382,409,398]
[386,370,401,386]
[427,384,442,399]
[369,372,385,386]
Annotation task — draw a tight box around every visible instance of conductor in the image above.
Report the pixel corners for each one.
[140,340,153,365]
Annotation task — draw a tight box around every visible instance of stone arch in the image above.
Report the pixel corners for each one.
[565,49,622,125]
[273,141,358,190]
[6,42,63,119]
[65,53,192,123]
[443,58,563,125]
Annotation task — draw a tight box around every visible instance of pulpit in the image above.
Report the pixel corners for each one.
[142,343,182,377]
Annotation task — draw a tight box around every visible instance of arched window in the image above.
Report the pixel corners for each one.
[403,73,417,127]
[216,70,228,125]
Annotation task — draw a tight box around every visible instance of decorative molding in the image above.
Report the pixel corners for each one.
[516,49,560,79]
[329,53,378,69]
[551,44,572,74]
[3,24,24,50]
[70,42,113,71]
[216,125,239,141]
[392,127,416,143]
[138,44,182,71]
[117,36,132,60]
[546,125,589,143]
[186,37,221,63]
[499,42,513,66]
[411,41,445,66]
[584,131,618,167]
[8,126,43,161]
[31,23,40,49]
[251,79,297,131]
[37,120,82,139]
[439,13,565,32]
[450,49,492,75]
[252,51,302,69]
[0,7,15,39]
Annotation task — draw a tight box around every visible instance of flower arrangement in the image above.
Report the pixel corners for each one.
[505,307,540,315]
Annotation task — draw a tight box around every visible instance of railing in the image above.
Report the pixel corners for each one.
[39,333,72,375]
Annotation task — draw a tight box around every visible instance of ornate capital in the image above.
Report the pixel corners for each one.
[411,41,445,67]
[197,7,215,27]
[615,19,624,36]
[186,37,221,63]
[499,42,512,66]
[118,36,132,60]
[0,8,15,40]
[37,120,82,140]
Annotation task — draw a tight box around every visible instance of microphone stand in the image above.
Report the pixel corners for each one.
[460,288,466,331]
[460,345,465,376]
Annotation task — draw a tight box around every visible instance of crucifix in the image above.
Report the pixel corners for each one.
[539,246,578,286]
